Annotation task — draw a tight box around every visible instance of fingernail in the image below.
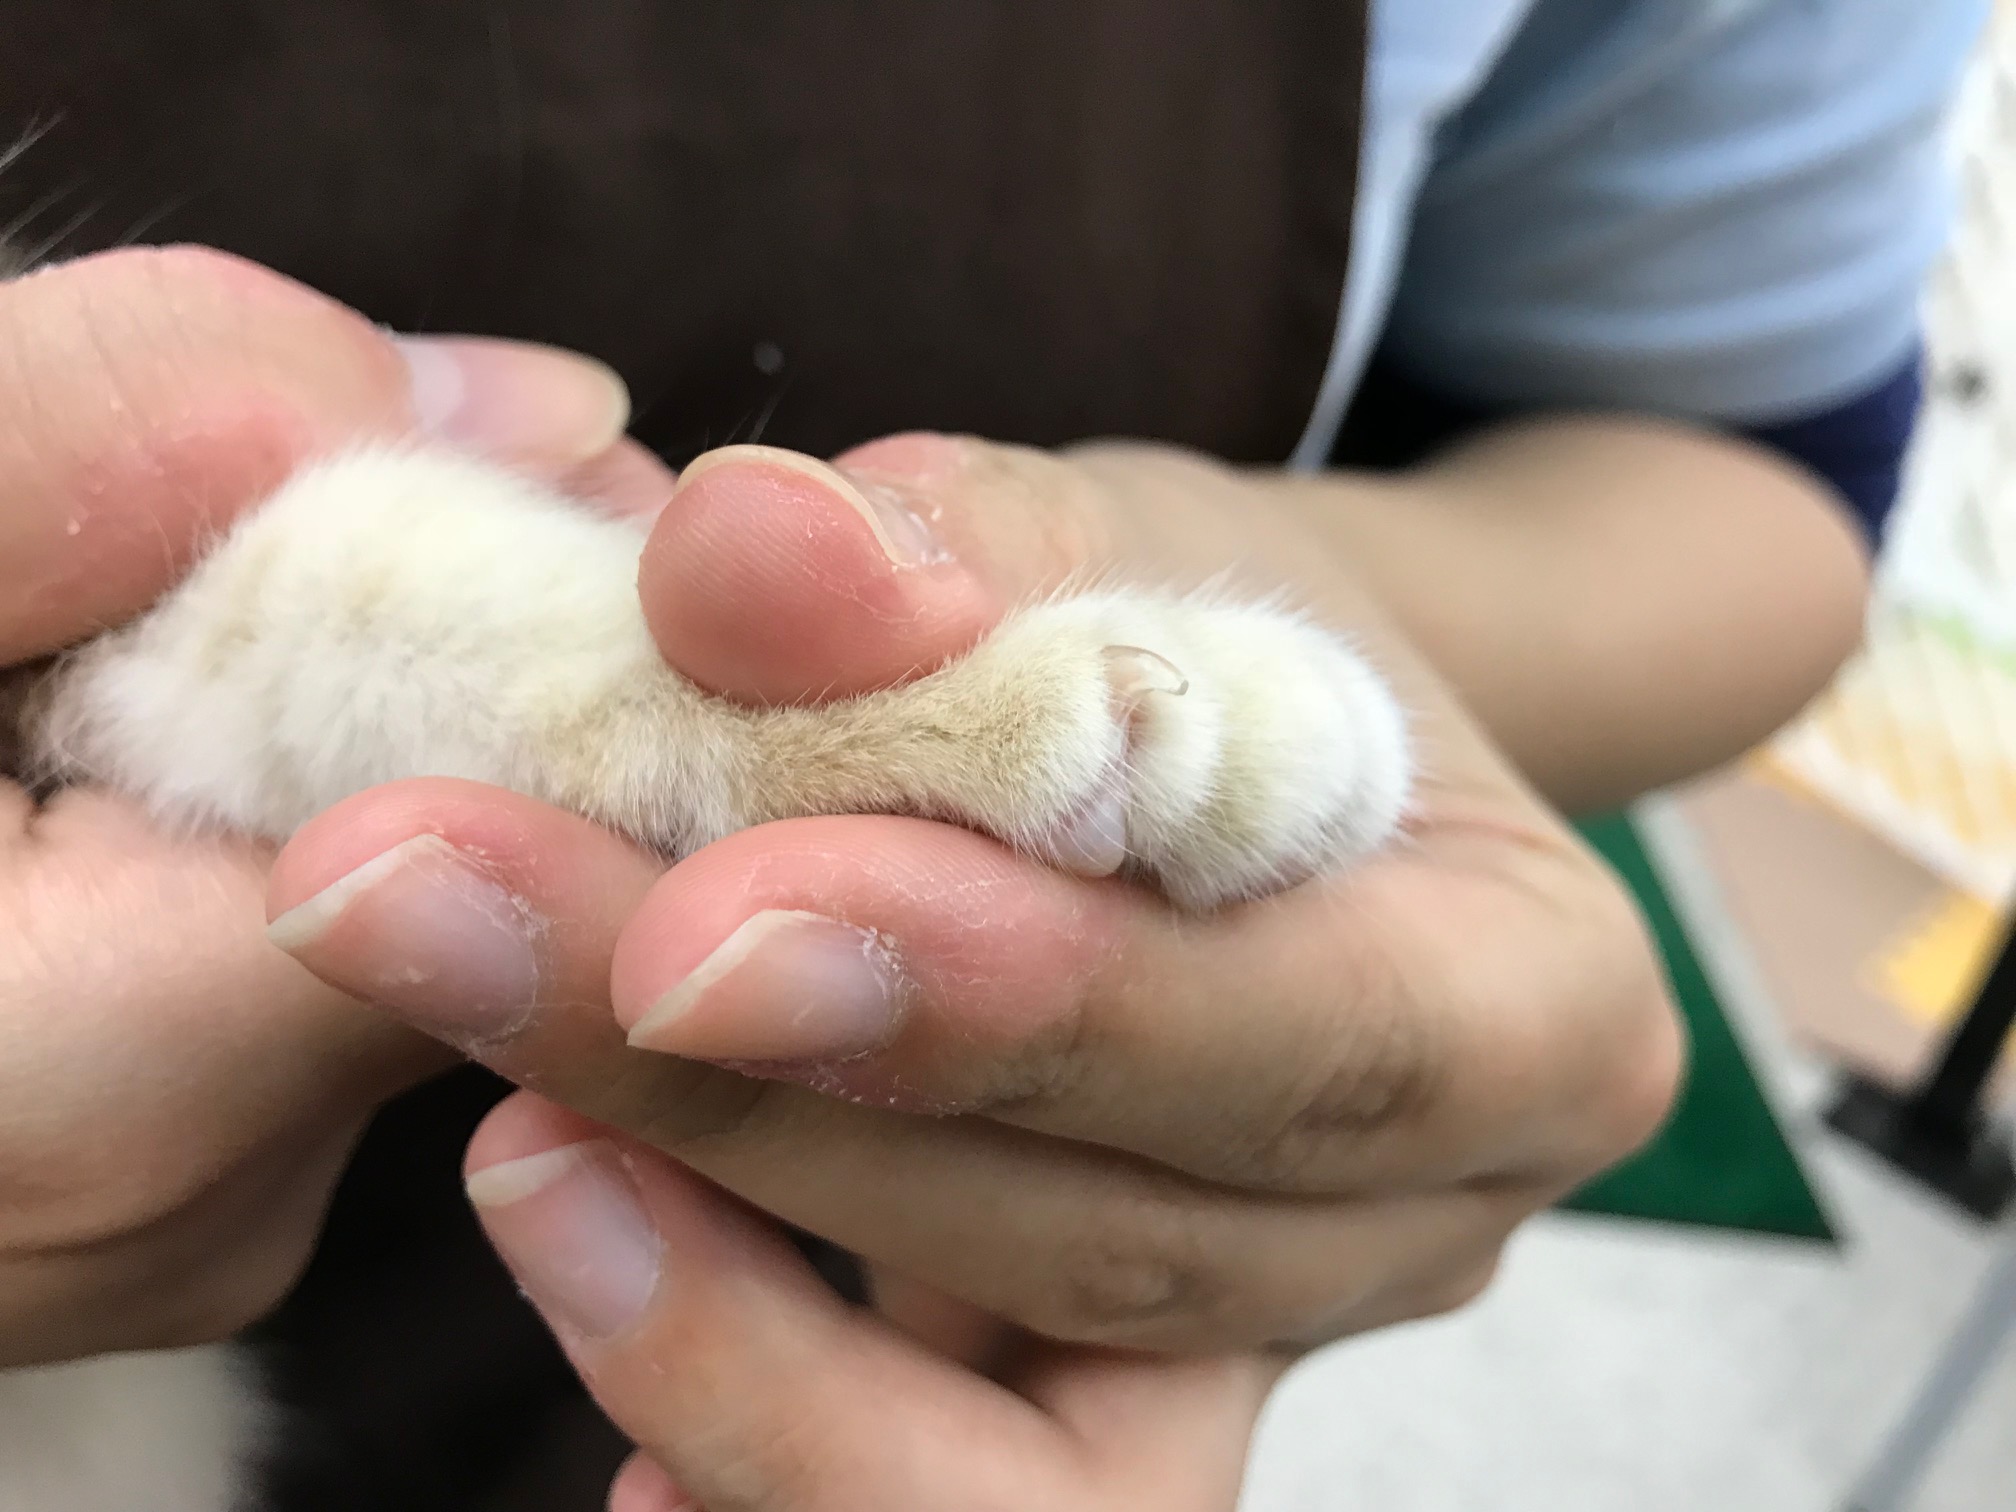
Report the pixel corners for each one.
[625,909,909,1062]
[832,471,948,568]
[396,335,630,465]
[267,834,541,1045]
[680,447,947,568]
[467,1141,663,1340]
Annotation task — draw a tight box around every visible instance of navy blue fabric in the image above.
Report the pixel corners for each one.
[1333,348,1924,548]
[1736,350,1924,547]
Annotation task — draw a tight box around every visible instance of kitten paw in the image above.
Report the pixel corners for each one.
[808,591,1412,910]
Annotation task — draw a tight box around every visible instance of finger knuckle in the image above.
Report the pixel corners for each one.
[625,1061,793,1156]
[958,995,1097,1120]
[1233,991,1446,1189]
[1041,1189,1228,1344]
[963,439,1115,580]
[608,1314,864,1512]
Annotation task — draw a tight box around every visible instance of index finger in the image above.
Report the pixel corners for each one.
[0,246,629,661]
[604,802,1683,1196]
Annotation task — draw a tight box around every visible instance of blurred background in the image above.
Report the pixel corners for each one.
[1242,12,2016,1511]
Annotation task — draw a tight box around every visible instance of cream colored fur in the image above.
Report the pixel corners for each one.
[29,445,1410,908]
[0,1348,266,1512]
[4,443,1412,1508]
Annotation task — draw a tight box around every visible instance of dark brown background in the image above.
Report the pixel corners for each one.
[0,4,1366,1504]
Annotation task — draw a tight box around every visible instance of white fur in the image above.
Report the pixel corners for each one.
[5,443,1413,1508]
[29,445,1411,907]
[0,1348,266,1512]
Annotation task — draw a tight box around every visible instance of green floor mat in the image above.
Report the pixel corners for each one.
[1556,812,1835,1244]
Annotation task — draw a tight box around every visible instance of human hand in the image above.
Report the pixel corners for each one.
[465,1089,1280,1511]
[0,245,651,1364]
[266,432,1683,1364]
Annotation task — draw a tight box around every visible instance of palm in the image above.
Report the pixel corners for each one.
[0,780,441,1363]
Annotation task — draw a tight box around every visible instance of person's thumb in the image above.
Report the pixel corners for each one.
[639,433,1112,705]
[0,244,629,661]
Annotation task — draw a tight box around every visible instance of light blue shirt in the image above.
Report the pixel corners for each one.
[1294,0,1989,466]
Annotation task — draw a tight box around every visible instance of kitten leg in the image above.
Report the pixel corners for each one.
[710,589,1411,910]
[26,448,1410,912]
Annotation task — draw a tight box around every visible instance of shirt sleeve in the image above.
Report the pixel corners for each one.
[1375,0,1985,429]
[1734,346,1924,543]
[1335,346,1923,545]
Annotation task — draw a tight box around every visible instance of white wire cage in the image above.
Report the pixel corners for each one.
[1769,10,2016,904]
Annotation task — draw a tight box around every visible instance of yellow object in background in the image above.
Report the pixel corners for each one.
[1769,608,2016,905]
[1872,889,2005,1029]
